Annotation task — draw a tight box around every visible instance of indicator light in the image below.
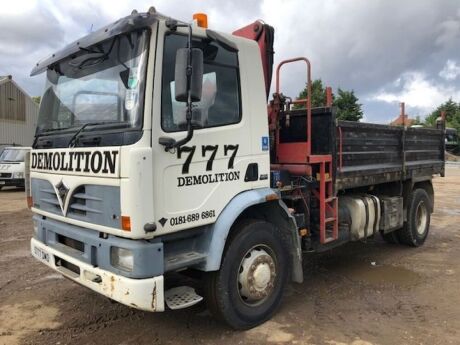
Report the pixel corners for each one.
[121,216,131,231]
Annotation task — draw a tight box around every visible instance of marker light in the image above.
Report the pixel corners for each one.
[193,13,208,28]
[121,216,131,231]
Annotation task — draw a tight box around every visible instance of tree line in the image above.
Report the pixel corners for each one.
[295,79,363,121]
[423,99,460,132]
[296,80,459,132]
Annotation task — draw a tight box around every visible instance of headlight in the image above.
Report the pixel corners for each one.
[110,247,134,272]
[13,172,24,179]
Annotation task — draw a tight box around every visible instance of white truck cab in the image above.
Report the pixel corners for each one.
[0,146,30,189]
[29,9,277,329]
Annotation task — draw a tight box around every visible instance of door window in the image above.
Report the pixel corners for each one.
[161,34,241,132]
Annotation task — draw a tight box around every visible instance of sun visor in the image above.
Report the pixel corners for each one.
[30,12,161,76]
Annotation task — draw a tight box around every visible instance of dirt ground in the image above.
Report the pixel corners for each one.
[1,167,460,345]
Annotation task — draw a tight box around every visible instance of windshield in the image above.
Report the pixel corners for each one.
[36,30,149,135]
[0,149,26,162]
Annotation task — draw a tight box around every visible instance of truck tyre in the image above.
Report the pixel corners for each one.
[204,219,289,329]
[397,188,431,247]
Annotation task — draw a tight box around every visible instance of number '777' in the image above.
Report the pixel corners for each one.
[177,144,239,174]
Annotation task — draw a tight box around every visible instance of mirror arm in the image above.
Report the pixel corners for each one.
[173,117,194,147]
[158,107,194,151]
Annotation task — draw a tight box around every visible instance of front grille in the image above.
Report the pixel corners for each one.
[40,187,61,212]
[0,173,11,178]
[66,184,120,228]
[57,234,84,252]
[31,178,121,228]
[68,186,103,217]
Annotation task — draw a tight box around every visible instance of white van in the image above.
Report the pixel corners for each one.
[0,147,30,190]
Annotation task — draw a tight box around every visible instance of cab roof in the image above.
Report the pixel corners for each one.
[30,10,167,76]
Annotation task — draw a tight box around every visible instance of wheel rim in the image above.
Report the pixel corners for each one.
[415,200,428,235]
[237,245,277,306]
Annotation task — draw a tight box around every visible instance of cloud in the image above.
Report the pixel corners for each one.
[261,0,460,96]
[435,9,460,50]
[439,60,460,81]
[0,0,458,124]
[0,5,63,59]
[369,70,460,116]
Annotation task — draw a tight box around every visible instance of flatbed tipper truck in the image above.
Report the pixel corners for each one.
[28,8,445,329]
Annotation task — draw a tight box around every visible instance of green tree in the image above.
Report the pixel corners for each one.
[294,79,327,108]
[334,88,363,121]
[425,98,460,128]
[32,96,41,104]
[295,80,363,121]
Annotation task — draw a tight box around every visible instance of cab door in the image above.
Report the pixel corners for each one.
[151,26,253,235]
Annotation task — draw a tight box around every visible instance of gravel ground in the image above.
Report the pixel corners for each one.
[1,167,460,345]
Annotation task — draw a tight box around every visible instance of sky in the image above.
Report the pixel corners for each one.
[1,0,459,123]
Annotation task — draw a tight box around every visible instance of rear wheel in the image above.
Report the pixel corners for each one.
[204,220,289,330]
[397,188,431,247]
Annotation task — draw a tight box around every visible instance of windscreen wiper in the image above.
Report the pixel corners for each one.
[67,122,111,148]
[33,126,80,148]
[32,128,61,148]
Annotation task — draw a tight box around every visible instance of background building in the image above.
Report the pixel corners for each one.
[390,102,415,127]
[0,75,39,148]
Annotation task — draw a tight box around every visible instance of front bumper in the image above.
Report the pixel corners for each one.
[0,178,24,187]
[31,237,165,312]
[33,215,164,279]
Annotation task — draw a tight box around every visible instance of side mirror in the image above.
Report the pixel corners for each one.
[174,48,203,102]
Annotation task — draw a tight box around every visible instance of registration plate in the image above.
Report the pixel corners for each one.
[0,181,5,185]
[33,245,50,263]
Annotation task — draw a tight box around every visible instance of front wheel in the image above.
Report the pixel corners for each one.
[204,220,290,329]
